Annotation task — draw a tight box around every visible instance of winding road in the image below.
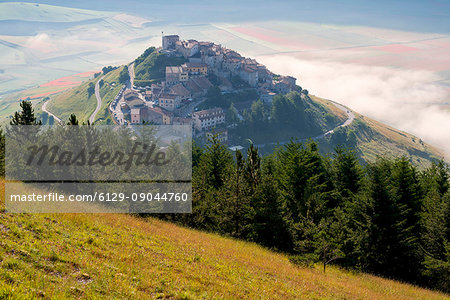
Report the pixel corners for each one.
[316,101,355,139]
[89,76,105,124]
[41,98,62,124]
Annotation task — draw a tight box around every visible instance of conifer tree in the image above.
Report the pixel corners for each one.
[244,143,261,195]
[390,157,422,281]
[366,158,399,276]
[332,146,363,198]
[0,128,4,176]
[10,100,41,125]
[67,114,79,125]
[251,155,291,249]
[200,134,233,190]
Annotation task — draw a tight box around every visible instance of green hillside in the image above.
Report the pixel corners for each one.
[311,96,444,168]
[0,183,447,299]
[133,47,186,86]
[46,78,98,124]
[230,91,344,144]
[93,68,123,124]
[45,68,124,124]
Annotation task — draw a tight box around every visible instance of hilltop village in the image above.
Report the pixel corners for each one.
[111,35,298,144]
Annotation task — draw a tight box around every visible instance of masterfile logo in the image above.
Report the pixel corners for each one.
[4,125,192,213]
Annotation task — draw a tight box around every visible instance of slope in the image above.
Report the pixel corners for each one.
[45,77,98,124]
[92,67,123,124]
[44,68,123,124]
[0,182,447,299]
[312,96,445,168]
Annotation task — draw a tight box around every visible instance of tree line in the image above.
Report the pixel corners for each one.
[170,135,449,292]
[232,91,340,144]
[1,101,449,292]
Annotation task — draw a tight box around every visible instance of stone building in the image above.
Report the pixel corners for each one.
[162,35,179,50]
[192,107,225,131]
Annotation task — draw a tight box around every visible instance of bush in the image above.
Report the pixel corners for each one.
[135,46,156,66]
[102,66,117,75]
[87,82,95,97]
[289,253,319,268]
[118,66,130,84]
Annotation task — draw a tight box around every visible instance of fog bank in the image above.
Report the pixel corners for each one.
[258,55,450,158]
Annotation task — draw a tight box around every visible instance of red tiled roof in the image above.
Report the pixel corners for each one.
[193,107,224,120]
[186,76,213,94]
[192,77,213,90]
[170,84,191,97]
[149,106,174,117]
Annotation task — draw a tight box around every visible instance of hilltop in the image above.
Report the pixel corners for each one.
[31,36,445,166]
[0,184,447,299]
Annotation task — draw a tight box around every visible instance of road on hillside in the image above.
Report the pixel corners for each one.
[108,63,134,125]
[255,101,355,148]
[315,101,355,139]
[41,99,62,124]
[89,76,105,124]
[128,62,135,89]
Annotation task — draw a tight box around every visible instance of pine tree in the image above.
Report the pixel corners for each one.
[251,155,291,249]
[223,149,251,238]
[190,134,233,231]
[0,128,4,176]
[244,143,261,194]
[275,141,332,252]
[390,157,422,282]
[67,114,79,125]
[366,158,399,276]
[192,140,203,168]
[312,209,347,272]
[436,161,449,196]
[419,162,449,291]
[199,134,233,190]
[10,100,41,125]
[332,146,363,199]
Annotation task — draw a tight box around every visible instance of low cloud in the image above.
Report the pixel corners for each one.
[25,33,54,53]
[258,55,450,159]
[25,28,132,57]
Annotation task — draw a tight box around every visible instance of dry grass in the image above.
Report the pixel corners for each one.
[352,113,445,168]
[362,114,442,155]
[0,180,447,299]
[311,94,444,167]
[310,95,348,122]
